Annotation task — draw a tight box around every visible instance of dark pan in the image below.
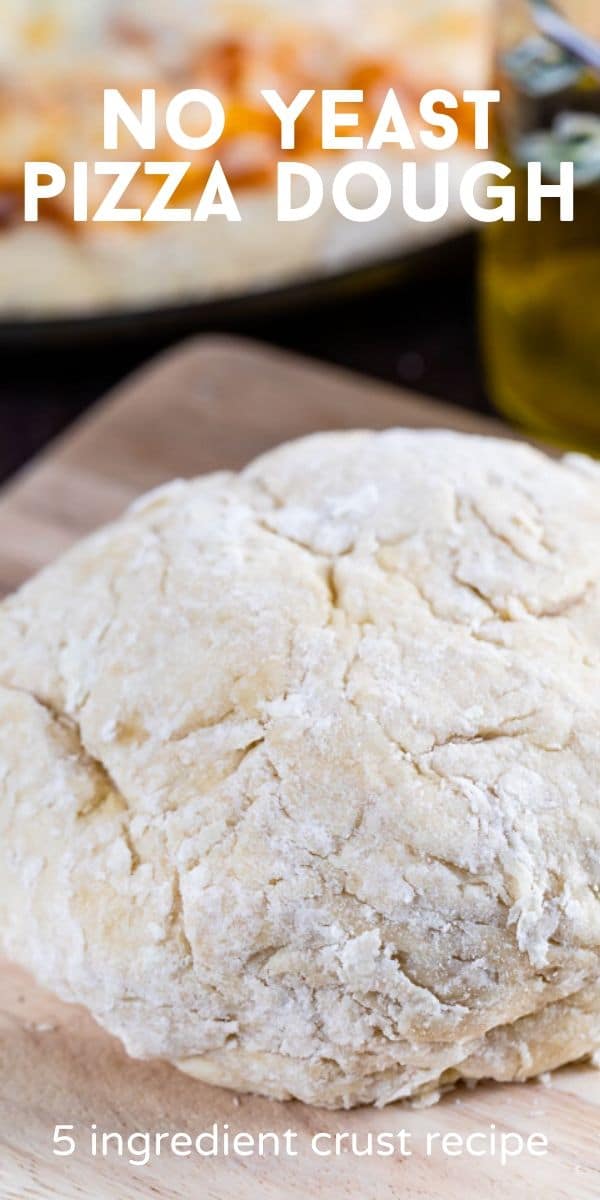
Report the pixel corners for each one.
[0,233,472,348]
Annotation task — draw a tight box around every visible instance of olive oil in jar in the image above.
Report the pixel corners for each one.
[481,1,600,452]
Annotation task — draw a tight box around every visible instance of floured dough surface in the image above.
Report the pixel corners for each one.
[1,428,600,1108]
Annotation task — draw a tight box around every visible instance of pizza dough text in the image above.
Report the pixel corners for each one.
[23,87,575,224]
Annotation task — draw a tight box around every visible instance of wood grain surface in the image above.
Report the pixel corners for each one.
[0,337,598,1200]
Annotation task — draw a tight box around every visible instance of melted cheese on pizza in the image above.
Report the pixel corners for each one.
[0,1,492,225]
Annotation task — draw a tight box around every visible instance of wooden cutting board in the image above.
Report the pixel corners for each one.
[0,337,598,1200]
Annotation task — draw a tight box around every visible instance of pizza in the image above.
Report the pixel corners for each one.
[0,1,492,318]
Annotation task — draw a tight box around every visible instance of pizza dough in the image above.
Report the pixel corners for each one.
[1,428,600,1108]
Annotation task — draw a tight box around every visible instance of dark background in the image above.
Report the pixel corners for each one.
[0,234,493,487]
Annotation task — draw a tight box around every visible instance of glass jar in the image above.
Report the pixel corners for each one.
[480,0,600,452]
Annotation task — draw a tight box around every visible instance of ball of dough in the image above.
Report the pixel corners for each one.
[1,429,600,1108]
